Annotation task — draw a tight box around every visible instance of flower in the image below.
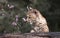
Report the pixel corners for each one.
[12,21,17,26]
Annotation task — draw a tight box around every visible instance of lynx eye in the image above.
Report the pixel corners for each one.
[29,17,31,18]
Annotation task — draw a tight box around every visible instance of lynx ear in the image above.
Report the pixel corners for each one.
[27,6,33,11]
[33,9,40,17]
[33,11,37,14]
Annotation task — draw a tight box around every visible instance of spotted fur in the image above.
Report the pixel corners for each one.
[23,7,49,33]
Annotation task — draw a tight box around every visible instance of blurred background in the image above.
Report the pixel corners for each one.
[0,0,60,34]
